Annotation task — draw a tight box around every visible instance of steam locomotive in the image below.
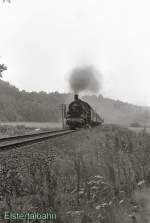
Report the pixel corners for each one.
[65,94,104,129]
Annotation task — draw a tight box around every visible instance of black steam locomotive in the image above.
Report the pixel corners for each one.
[65,94,104,129]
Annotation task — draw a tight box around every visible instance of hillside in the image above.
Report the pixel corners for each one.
[83,95,150,126]
[0,79,150,126]
[0,79,68,122]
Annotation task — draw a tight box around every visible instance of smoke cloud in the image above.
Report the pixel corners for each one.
[69,65,101,94]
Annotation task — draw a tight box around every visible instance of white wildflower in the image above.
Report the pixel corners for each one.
[137,180,145,186]
[119,200,124,204]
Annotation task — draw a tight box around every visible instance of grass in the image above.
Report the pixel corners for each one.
[0,122,62,129]
[0,124,150,222]
[0,124,32,137]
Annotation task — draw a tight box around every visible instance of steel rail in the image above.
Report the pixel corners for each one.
[0,129,68,143]
[0,129,76,152]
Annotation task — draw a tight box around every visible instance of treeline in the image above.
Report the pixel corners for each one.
[0,79,150,126]
[0,80,69,122]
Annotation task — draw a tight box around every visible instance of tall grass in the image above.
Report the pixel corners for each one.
[0,125,150,222]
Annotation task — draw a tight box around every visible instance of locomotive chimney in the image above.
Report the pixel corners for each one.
[74,94,79,101]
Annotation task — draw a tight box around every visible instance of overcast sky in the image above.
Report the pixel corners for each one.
[0,0,150,106]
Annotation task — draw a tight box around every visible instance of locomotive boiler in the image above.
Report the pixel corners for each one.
[65,94,104,129]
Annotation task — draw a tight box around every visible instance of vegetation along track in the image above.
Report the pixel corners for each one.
[0,129,76,152]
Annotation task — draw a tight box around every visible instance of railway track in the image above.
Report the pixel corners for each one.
[0,129,76,152]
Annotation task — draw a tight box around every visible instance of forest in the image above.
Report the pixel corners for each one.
[0,79,150,126]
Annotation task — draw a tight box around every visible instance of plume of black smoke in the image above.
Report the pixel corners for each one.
[69,65,101,94]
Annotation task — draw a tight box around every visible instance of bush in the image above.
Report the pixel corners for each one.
[130,122,141,127]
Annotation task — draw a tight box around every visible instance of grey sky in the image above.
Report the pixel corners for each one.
[0,0,150,106]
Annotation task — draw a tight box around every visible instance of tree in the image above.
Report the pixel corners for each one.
[130,122,141,128]
[0,64,7,78]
